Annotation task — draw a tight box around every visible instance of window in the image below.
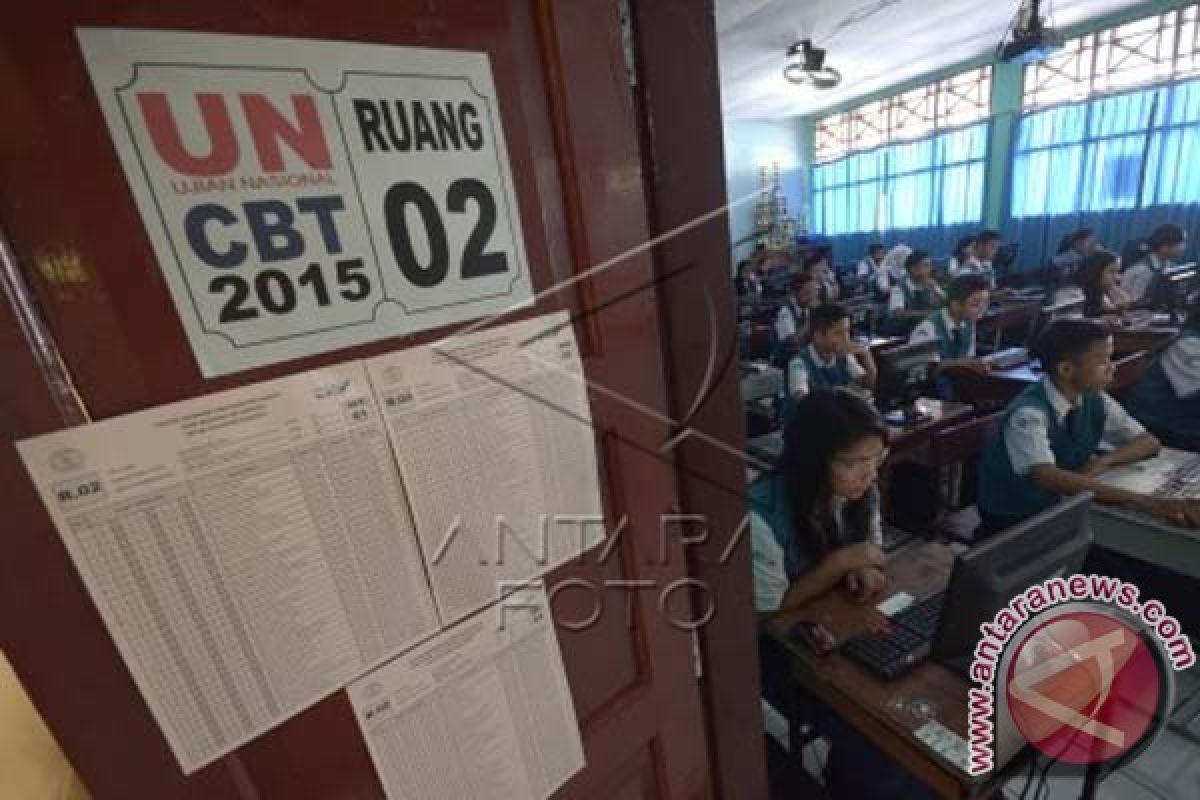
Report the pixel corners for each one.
[813,122,987,235]
[1023,5,1200,109]
[815,67,992,163]
[1011,78,1200,217]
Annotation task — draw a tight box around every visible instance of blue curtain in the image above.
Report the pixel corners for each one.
[812,123,988,262]
[1006,78,1200,269]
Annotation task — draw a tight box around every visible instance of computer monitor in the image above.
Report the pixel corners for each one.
[1149,262,1198,321]
[931,493,1093,674]
[874,339,939,421]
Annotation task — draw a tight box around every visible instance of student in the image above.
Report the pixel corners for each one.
[947,235,979,275]
[805,251,839,304]
[751,389,932,799]
[1124,301,1200,451]
[735,259,762,298]
[774,271,818,350]
[888,249,946,320]
[1050,228,1097,281]
[787,304,877,400]
[909,274,991,373]
[978,319,1200,532]
[878,244,912,291]
[1121,223,1187,304]
[1077,249,1133,318]
[857,243,889,296]
[976,229,1002,271]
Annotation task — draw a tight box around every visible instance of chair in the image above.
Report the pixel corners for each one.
[927,412,1005,544]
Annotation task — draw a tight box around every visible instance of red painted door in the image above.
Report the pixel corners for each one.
[0,1,718,797]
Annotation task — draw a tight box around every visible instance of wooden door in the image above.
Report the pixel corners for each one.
[0,2,723,797]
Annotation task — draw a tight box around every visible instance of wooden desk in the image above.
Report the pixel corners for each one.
[745,398,972,471]
[978,302,1039,352]
[765,542,1023,799]
[1111,326,1177,356]
[948,359,1039,414]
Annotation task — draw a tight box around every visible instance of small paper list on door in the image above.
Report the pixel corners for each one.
[366,312,606,624]
[16,362,438,773]
[348,586,585,800]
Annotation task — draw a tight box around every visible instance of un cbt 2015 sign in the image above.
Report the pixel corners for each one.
[79,28,533,377]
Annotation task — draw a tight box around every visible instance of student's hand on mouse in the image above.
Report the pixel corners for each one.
[846,566,888,603]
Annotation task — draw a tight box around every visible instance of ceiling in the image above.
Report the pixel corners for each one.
[717,0,1147,120]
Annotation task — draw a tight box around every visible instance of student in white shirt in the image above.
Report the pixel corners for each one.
[856,243,889,296]
[1078,249,1133,319]
[751,389,933,799]
[787,304,876,399]
[774,271,818,345]
[1051,228,1097,283]
[909,274,991,374]
[1121,223,1187,304]
[804,251,839,304]
[947,234,979,275]
[1125,301,1200,450]
[976,230,1002,272]
[878,244,912,292]
[887,250,946,318]
[978,318,1199,533]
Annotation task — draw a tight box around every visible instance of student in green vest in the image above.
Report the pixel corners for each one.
[751,389,933,799]
[908,273,991,373]
[978,318,1200,534]
[885,249,945,335]
[786,304,877,401]
[1124,299,1200,451]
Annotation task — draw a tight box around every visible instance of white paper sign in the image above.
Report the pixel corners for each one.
[16,362,439,773]
[78,28,534,377]
[348,587,585,799]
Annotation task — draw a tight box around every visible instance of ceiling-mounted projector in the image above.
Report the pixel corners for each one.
[1001,0,1064,64]
[783,40,842,89]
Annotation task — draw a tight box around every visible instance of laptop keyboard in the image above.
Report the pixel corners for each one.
[1155,456,1200,499]
[841,592,946,681]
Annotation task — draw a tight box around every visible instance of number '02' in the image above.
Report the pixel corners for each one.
[383,178,508,288]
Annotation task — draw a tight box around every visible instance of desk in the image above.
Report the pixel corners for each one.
[765,542,1023,799]
[978,302,1039,351]
[948,357,1040,414]
[1111,325,1177,356]
[746,398,973,470]
[1092,448,1200,579]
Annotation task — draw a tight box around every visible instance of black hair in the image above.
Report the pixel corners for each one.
[868,243,886,256]
[1057,228,1095,255]
[791,271,817,290]
[1148,223,1185,251]
[905,249,931,272]
[809,303,851,335]
[778,389,887,559]
[1033,318,1110,373]
[978,230,1001,245]
[947,274,990,305]
[953,235,979,263]
[803,251,829,273]
[1077,249,1120,317]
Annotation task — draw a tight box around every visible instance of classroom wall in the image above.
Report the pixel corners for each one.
[721,117,807,265]
[791,0,1196,266]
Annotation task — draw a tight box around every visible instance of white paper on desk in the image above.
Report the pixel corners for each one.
[16,363,438,773]
[349,586,585,800]
[366,312,606,624]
